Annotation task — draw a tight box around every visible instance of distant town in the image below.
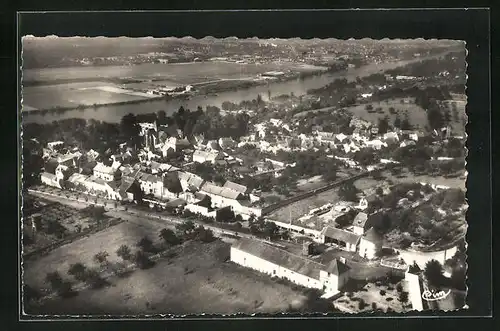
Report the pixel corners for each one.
[22,37,467,315]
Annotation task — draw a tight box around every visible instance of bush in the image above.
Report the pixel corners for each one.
[386,297,393,302]
[380,290,386,296]
[371,302,377,310]
[116,244,132,261]
[358,299,367,310]
[57,281,77,298]
[134,251,155,269]
[396,283,403,293]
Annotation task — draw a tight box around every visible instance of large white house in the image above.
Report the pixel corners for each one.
[231,238,351,294]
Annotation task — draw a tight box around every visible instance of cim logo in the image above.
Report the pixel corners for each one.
[422,289,451,301]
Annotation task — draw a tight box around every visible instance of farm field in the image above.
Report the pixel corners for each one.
[27,240,308,315]
[23,218,169,290]
[22,82,153,110]
[23,61,326,85]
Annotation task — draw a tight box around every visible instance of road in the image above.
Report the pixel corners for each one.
[28,188,258,243]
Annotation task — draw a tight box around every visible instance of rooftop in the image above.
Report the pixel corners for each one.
[201,182,242,200]
[321,227,361,245]
[232,238,324,280]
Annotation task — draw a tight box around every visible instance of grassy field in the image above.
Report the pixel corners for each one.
[347,98,428,128]
[26,240,308,315]
[23,219,168,290]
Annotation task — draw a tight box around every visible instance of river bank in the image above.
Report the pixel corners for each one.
[22,51,452,125]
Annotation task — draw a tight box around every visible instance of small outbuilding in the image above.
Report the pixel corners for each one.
[358,227,383,259]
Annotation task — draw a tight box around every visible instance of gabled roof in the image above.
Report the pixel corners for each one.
[232,238,324,280]
[193,149,222,162]
[223,180,248,194]
[324,258,351,276]
[321,227,361,245]
[353,212,368,228]
[135,171,162,184]
[177,171,204,190]
[201,182,242,200]
[93,163,116,175]
[41,172,57,181]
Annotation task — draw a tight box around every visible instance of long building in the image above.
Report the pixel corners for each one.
[231,238,350,294]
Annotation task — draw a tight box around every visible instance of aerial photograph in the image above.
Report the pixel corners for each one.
[21,36,467,316]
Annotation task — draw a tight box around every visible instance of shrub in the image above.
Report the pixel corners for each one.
[57,281,77,298]
[358,299,367,310]
[371,302,377,310]
[380,290,386,296]
[134,251,155,269]
[116,244,133,261]
[386,297,393,302]
[396,283,403,293]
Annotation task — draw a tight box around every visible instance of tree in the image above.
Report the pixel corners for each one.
[365,104,374,111]
[176,220,196,236]
[137,236,155,253]
[399,291,409,305]
[338,182,360,202]
[427,105,445,131]
[216,207,236,223]
[45,271,63,290]
[134,250,155,269]
[68,262,88,281]
[263,221,279,240]
[157,110,167,125]
[84,269,108,289]
[93,251,109,265]
[116,244,133,261]
[159,228,181,246]
[393,115,402,129]
[120,113,140,143]
[193,225,216,243]
[400,115,412,130]
[377,116,390,134]
[424,259,444,289]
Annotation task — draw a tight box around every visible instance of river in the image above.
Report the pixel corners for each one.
[22,53,449,125]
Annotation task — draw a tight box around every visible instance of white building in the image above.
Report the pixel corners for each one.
[231,238,351,294]
[193,150,224,164]
[40,172,61,189]
[93,163,120,182]
[358,227,383,260]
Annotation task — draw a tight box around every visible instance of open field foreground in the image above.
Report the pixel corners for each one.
[26,240,309,315]
[23,220,168,289]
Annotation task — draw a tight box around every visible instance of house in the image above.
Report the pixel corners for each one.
[162,137,191,153]
[117,177,141,202]
[93,163,121,181]
[200,182,243,207]
[223,180,249,195]
[384,132,400,144]
[135,171,163,197]
[205,140,221,151]
[230,238,350,293]
[400,140,416,148]
[47,141,64,151]
[352,212,368,235]
[193,150,224,164]
[177,171,205,193]
[358,227,383,259]
[40,172,61,188]
[319,227,360,252]
[218,137,237,150]
[82,176,119,200]
[366,139,387,150]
